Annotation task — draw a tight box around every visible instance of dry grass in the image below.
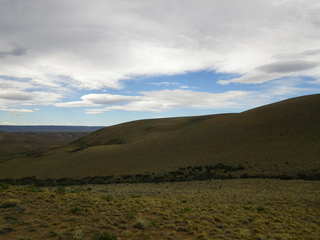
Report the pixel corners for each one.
[1,179,319,240]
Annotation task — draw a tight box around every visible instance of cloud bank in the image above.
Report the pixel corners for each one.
[68,90,249,114]
[0,0,320,118]
[256,60,319,74]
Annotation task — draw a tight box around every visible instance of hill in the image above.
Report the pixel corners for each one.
[0,125,103,132]
[0,94,319,181]
[0,131,95,161]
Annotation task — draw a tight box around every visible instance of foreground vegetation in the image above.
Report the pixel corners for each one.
[1,179,319,240]
[1,163,319,187]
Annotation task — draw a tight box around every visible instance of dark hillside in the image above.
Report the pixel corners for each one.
[0,131,91,160]
[0,94,319,180]
[0,125,103,132]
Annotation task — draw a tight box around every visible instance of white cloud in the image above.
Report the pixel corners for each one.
[71,89,250,114]
[1,108,34,116]
[0,91,34,101]
[218,73,283,85]
[54,101,99,108]
[54,93,140,108]
[0,78,34,91]
[149,82,180,86]
[0,0,319,91]
[81,94,140,105]
[264,78,320,97]
[1,108,34,113]
[0,76,65,108]
[83,79,320,114]
[2,122,16,125]
[0,0,319,120]
[26,91,63,105]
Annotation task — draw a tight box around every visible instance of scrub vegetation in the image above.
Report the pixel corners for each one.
[1,179,319,240]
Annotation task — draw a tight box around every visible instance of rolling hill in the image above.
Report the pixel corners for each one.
[0,94,319,181]
[0,131,94,161]
[0,125,103,132]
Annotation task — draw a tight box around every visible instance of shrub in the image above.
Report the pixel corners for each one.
[4,214,19,221]
[69,206,82,214]
[240,173,249,178]
[26,186,43,192]
[55,186,66,195]
[124,211,136,221]
[0,182,10,189]
[0,226,15,234]
[133,222,147,230]
[130,194,141,198]
[107,138,125,145]
[193,166,203,171]
[148,219,159,228]
[20,176,37,185]
[0,200,18,208]
[93,231,118,240]
[256,206,266,213]
[102,195,114,202]
[181,207,192,213]
[69,146,85,153]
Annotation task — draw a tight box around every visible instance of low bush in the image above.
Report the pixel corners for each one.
[0,182,9,189]
[55,186,66,195]
[93,231,118,240]
[0,200,18,208]
[0,226,15,234]
[69,206,82,214]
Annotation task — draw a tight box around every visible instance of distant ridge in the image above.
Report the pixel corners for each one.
[0,94,319,180]
[0,125,104,132]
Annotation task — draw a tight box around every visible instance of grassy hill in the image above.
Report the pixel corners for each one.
[0,125,103,132]
[0,94,319,181]
[0,131,92,162]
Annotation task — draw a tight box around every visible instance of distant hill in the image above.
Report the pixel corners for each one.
[0,126,103,160]
[0,131,101,161]
[0,125,103,132]
[0,94,319,181]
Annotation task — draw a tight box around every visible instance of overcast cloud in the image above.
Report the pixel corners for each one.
[256,60,319,74]
[0,0,320,124]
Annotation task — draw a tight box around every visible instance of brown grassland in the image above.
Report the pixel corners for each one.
[1,179,319,240]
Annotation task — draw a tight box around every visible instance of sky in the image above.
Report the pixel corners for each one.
[0,0,320,126]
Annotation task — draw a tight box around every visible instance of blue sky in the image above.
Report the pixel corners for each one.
[0,0,320,126]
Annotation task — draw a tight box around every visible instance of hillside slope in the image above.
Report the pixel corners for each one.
[0,94,319,179]
[0,131,91,160]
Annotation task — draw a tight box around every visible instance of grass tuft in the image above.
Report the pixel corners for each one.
[54,186,66,195]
